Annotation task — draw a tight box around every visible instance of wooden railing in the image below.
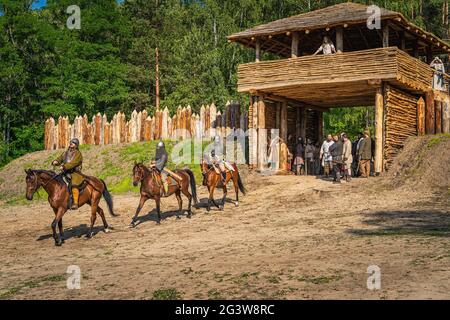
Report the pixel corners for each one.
[237,47,434,94]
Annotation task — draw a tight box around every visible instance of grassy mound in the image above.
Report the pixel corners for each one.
[0,140,208,206]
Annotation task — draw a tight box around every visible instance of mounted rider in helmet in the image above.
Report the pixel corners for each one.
[51,138,83,210]
[206,135,234,183]
[150,141,181,195]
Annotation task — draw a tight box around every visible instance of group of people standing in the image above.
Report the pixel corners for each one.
[286,130,374,183]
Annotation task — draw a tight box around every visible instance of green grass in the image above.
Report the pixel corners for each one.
[152,288,182,300]
[0,274,66,300]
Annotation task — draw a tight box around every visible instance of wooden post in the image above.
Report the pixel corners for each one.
[443,98,450,133]
[435,100,442,134]
[336,26,344,53]
[300,109,306,140]
[382,24,389,48]
[257,96,266,171]
[426,46,433,64]
[413,40,419,58]
[374,86,384,174]
[425,90,435,134]
[255,39,261,62]
[291,32,299,58]
[280,101,288,142]
[317,111,324,143]
[417,97,426,135]
[399,31,406,51]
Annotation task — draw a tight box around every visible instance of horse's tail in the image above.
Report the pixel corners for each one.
[237,171,246,196]
[101,180,118,217]
[184,169,199,205]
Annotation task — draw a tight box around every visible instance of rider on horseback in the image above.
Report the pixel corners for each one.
[150,141,182,196]
[206,135,234,183]
[51,138,83,210]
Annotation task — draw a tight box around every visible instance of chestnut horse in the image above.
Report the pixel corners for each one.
[200,160,246,211]
[25,169,117,246]
[130,163,198,226]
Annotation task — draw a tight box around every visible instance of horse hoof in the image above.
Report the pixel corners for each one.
[55,241,62,247]
[156,221,161,225]
[235,201,239,207]
[129,222,136,228]
[104,228,111,233]
[85,233,93,239]
[219,206,224,211]
[176,216,181,220]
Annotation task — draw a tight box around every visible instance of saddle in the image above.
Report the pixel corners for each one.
[152,170,180,196]
[62,176,88,210]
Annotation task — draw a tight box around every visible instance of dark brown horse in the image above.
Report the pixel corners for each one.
[200,160,246,212]
[25,169,117,246]
[130,163,198,227]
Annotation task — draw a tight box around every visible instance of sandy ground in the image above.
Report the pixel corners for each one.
[0,172,449,300]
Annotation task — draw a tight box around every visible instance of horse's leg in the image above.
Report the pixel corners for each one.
[130,195,148,228]
[181,185,193,218]
[232,172,239,206]
[97,206,110,233]
[207,180,217,212]
[220,184,227,211]
[86,195,99,238]
[53,208,65,243]
[155,197,162,224]
[175,190,183,219]
[51,208,65,246]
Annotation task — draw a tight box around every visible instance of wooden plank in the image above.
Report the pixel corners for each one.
[417,97,426,135]
[435,100,442,134]
[374,86,384,174]
[291,32,299,58]
[425,90,435,134]
[443,98,450,133]
[280,101,288,142]
[336,26,344,52]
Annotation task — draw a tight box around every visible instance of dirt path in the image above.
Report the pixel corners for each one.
[1,173,449,300]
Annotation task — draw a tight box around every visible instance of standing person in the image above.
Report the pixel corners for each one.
[314,142,321,175]
[51,138,83,210]
[305,139,316,175]
[293,137,305,175]
[268,136,280,171]
[313,36,337,55]
[320,134,334,178]
[342,134,353,182]
[279,138,292,172]
[329,134,343,184]
[358,130,372,178]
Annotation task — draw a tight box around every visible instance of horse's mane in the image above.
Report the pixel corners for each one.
[135,163,151,173]
[30,170,66,185]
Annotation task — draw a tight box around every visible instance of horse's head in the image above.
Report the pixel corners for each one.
[132,162,146,186]
[25,169,40,200]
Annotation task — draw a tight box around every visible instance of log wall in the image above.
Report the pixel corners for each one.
[384,85,418,169]
[44,102,248,150]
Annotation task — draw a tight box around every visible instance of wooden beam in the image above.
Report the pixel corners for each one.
[280,101,288,142]
[382,24,390,48]
[317,111,324,143]
[255,39,261,62]
[425,90,435,134]
[435,100,442,134]
[412,40,419,58]
[336,26,344,53]
[263,93,329,112]
[417,97,426,136]
[291,32,299,58]
[426,46,433,64]
[399,31,406,51]
[257,96,266,171]
[374,86,384,174]
[443,98,450,134]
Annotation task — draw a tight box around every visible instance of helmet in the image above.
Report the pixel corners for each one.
[157,141,165,148]
[70,138,80,147]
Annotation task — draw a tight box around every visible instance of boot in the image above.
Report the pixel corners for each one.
[221,171,227,183]
[163,180,169,195]
[71,188,79,210]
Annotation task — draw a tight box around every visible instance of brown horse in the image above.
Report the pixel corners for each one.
[130,163,199,227]
[200,160,246,212]
[25,169,117,246]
